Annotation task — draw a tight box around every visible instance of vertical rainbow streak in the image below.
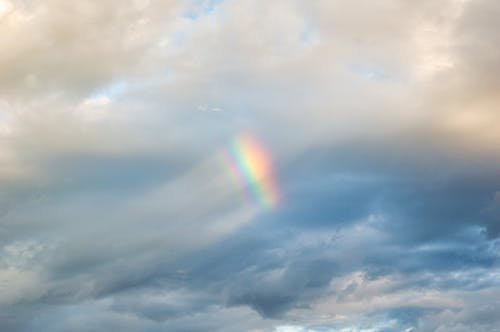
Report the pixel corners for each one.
[221,149,251,203]
[224,134,280,210]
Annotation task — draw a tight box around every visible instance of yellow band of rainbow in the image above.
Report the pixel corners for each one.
[222,134,280,210]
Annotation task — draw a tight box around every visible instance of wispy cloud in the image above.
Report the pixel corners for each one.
[0,0,499,331]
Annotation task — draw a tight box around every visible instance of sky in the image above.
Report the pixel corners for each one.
[0,0,499,331]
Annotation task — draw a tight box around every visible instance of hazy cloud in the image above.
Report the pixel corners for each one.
[0,0,499,331]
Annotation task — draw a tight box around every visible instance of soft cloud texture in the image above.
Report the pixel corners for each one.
[0,0,499,331]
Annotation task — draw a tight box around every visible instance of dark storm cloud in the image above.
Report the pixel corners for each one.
[2,141,499,330]
[277,141,500,239]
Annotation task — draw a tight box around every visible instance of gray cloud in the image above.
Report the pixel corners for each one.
[0,0,499,331]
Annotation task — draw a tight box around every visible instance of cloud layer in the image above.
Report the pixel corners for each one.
[0,0,499,331]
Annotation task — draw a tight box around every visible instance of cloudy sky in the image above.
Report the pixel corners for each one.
[1,0,500,331]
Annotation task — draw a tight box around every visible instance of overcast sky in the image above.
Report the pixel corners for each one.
[1,0,500,331]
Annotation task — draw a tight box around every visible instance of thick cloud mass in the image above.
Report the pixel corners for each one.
[0,0,499,331]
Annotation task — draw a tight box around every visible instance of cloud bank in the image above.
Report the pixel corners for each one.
[0,0,499,331]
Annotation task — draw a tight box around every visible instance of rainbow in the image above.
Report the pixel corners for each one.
[221,134,280,210]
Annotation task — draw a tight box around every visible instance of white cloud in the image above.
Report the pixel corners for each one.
[0,0,499,331]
